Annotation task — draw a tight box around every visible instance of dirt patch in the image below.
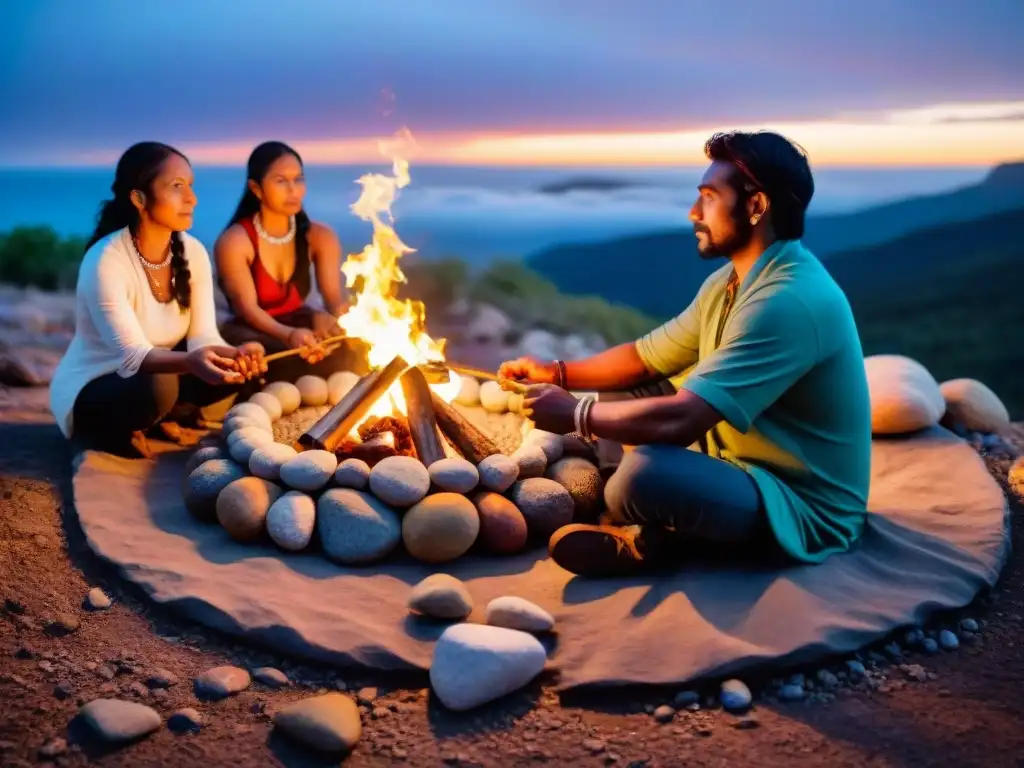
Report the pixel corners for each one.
[2,382,1023,767]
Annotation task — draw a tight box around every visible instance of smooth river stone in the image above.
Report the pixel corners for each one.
[402,493,480,563]
[317,489,401,565]
[184,445,227,477]
[263,381,302,415]
[296,375,330,407]
[249,443,298,481]
[428,457,480,494]
[222,414,266,438]
[79,699,162,743]
[864,354,945,434]
[334,458,370,490]
[184,459,248,521]
[939,378,1011,433]
[508,478,574,540]
[545,456,604,522]
[267,491,317,551]
[369,455,431,508]
[455,375,481,407]
[194,665,251,700]
[280,450,338,492]
[511,445,547,479]
[485,596,554,633]
[430,624,547,711]
[479,380,511,413]
[525,430,564,463]
[408,573,474,620]
[227,402,273,432]
[477,454,519,493]
[327,371,360,405]
[472,491,528,555]
[216,476,285,542]
[227,426,274,465]
[274,693,362,754]
[247,391,283,422]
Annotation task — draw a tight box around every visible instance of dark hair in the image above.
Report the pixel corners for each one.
[227,141,311,298]
[86,141,192,309]
[704,131,814,240]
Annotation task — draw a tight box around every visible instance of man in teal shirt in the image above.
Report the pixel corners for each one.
[499,130,872,577]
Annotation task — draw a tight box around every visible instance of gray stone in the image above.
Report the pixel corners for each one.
[477,454,519,493]
[939,629,960,650]
[673,690,700,708]
[194,665,251,700]
[167,708,203,734]
[545,457,604,522]
[845,660,866,679]
[922,637,940,654]
[227,402,273,432]
[184,459,247,522]
[223,414,265,437]
[429,624,547,711]
[719,679,752,712]
[274,693,362,753]
[653,704,676,723]
[960,618,979,633]
[227,426,274,465]
[145,669,179,689]
[247,392,283,422]
[778,684,805,702]
[408,574,474,620]
[280,450,338,492]
[485,596,554,633]
[249,443,298,481]
[318,489,401,564]
[428,458,480,494]
[252,667,291,688]
[511,445,547,479]
[267,491,317,551]
[508,478,575,539]
[525,430,564,463]
[38,738,67,758]
[84,587,112,611]
[334,459,370,490]
[816,670,840,690]
[369,456,431,507]
[79,699,161,743]
[184,445,227,477]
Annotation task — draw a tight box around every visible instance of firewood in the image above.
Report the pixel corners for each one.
[401,367,446,467]
[430,393,503,464]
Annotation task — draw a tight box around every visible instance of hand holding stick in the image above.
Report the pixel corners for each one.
[264,334,348,363]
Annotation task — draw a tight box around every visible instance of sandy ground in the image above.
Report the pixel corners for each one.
[2,357,1024,766]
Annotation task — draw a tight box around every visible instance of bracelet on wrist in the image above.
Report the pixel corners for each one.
[554,359,568,389]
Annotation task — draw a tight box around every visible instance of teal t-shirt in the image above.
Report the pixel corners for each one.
[635,239,872,564]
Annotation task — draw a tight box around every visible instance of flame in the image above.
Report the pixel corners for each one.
[336,131,461,425]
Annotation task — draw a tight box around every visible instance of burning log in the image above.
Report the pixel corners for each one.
[401,367,446,467]
[298,355,409,452]
[431,392,503,464]
[336,432,398,466]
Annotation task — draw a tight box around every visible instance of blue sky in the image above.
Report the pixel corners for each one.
[2,0,1023,166]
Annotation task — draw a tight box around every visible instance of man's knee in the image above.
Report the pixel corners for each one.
[149,374,180,420]
[604,445,682,524]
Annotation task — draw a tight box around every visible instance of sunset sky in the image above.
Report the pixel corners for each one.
[3,0,1023,167]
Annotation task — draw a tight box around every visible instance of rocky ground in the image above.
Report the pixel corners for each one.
[2,295,1024,767]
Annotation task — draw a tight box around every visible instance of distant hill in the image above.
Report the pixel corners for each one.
[527,161,1024,319]
[537,177,643,194]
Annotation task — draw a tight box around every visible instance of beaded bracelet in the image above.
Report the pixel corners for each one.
[574,395,596,439]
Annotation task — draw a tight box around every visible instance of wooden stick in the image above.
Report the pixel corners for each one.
[431,392,503,464]
[298,355,409,452]
[400,367,446,467]
[446,363,499,382]
[264,334,348,363]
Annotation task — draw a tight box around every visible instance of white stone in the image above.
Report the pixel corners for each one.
[511,445,547,479]
[369,455,431,508]
[477,454,520,493]
[939,378,1010,433]
[864,355,945,435]
[429,624,547,711]
[280,451,338,492]
[249,443,298,481]
[247,392,283,422]
[334,458,370,490]
[267,492,317,551]
[296,375,330,407]
[519,329,560,361]
[408,574,474,620]
[328,371,361,405]
[525,430,564,463]
[428,458,480,493]
[719,679,752,712]
[227,402,273,432]
[455,375,481,407]
[485,596,554,633]
[479,380,511,413]
[318,489,402,565]
[223,414,267,438]
[79,699,161,743]
[264,381,302,415]
[227,426,274,465]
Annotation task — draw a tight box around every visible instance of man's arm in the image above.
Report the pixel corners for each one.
[587,388,723,446]
[563,342,656,390]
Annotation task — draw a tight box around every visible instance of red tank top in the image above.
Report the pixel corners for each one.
[240,217,305,317]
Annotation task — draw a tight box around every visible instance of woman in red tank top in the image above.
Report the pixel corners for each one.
[214,142,367,380]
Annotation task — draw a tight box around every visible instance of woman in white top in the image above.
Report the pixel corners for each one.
[50,142,266,458]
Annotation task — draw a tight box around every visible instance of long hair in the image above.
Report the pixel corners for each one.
[704,131,815,240]
[86,141,193,309]
[227,141,311,298]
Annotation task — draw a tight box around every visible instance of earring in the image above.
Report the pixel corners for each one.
[750,215,759,225]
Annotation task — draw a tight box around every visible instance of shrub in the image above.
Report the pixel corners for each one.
[0,226,85,290]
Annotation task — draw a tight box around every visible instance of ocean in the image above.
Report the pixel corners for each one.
[0,165,990,266]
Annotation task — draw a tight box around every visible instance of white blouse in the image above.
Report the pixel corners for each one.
[50,228,228,438]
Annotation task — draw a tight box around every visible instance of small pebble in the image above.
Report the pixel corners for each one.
[38,738,67,758]
[939,629,960,650]
[719,679,752,712]
[902,664,928,682]
[883,642,903,659]
[146,669,179,689]
[357,687,378,706]
[960,618,979,633]
[845,660,866,679]
[252,667,291,688]
[816,670,840,690]
[921,637,939,654]
[778,684,805,702]
[652,704,676,723]
[84,588,112,611]
[168,708,203,734]
[732,716,760,730]
[673,690,700,708]
[194,666,251,700]
[43,615,79,637]
[53,680,74,700]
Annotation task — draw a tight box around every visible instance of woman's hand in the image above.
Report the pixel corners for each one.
[231,341,268,380]
[186,347,245,385]
[498,356,558,385]
[522,383,580,435]
[286,327,327,364]
[311,311,341,341]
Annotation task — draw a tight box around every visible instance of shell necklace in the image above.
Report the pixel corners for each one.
[130,232,173,292]
[254,213,296,245]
